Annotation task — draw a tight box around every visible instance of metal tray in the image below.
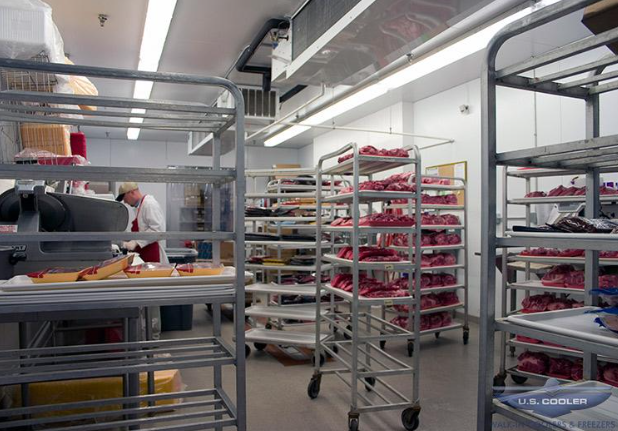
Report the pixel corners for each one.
[507,307,618,348]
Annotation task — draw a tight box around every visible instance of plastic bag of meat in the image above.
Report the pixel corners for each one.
[547,298,574,311]
[441,274,457,286]
[430,274,443,287]
[565,270,585,289]
[390,316,409,329]
[599,275,618,289]
[520,247,560,256]
[571,361,583,381]
[541,265,575,287]
[421,294,441,310]
[428,313,444,329]
[517,351,550,375]
[437,291,459,306]
[601,251,618,259]
[442,214,460,225]
[600,364,618,387]
[548,357,573,379]
[516,335,543,344]
[548,185,567,197]
[521,294,555,313]
[525,191,547,198]
[558,249,585,257]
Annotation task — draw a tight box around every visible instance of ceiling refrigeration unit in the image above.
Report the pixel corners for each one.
[272,0,495,87]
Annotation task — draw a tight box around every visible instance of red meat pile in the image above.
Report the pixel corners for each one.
[390,312,453,331]
[417,253,457,267]
[338,146,410,163]
[516,354,618,385]
[330,273,410,298]
[391,232,462,247]
[394,291,460,314]
[332,213,459,227]
[524,185,618,198]
[336,246,402,262]
[541,265,618,289]
[520,248,585,257]
[521,294,583,313]
[391,194,458,205]
[517,351,550,374]
[600,364,618,387]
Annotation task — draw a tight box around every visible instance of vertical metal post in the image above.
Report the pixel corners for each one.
[314,165,324,374]
[18,322,30,416]
[499,168,509,376]
[478,37,499,431]
[127,316,141,430]
[463,178,470,337]
[213,303,223,431]
[212,133,222,267]
[231,86,247,431]
[583,94,600,381]
[350,144,360,414]
[145,307,155,408]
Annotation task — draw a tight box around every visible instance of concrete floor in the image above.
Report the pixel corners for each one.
[163,307,528,431]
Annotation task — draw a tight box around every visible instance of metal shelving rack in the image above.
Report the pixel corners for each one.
[0,58,247,430]
[478,1,618,429]
[308,143,422,431]
[385,175,470,355]
[244,168,344,361]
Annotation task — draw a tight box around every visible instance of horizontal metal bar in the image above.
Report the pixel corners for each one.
[0,230,234,242]
[497,26,618,79]
[533,55,618,84]
[589,159,618,168]
[0,164,235,183]
[558,68,618,90]
[0,111,222,132]
[588,79,618,95]
[559,152,618,167]
[0,90,235,115]
[497,75,588,99]
[535,145,618,165]
[357,401,412,414]
[374,375,412,404]
[331,371,375,407]
[498,236,618,251]
[0,104,229,122]
[496,134,618,164]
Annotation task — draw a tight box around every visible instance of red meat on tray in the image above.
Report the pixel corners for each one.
[558,249,585,257]
[441,274,457,286]
[541,265,575,287]
[571,361,583,381]
[516,335,543,344]
[517,351,550,375]
[548,185,567,197]
[564,270,585,289]
[599,274,618,289]
[547,298,574,311]
[520,247,560,256]
[442,214,461,225]
[601,251,618,259]
[437,291,459,306]
[525,191,547,198]
[521,294,555,313]
[599,364,618,387]
[600,186,618,196]
[548,358,573,379]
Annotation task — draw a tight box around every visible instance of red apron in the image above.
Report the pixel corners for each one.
[132,195,161,263]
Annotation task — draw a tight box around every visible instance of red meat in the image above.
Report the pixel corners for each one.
[600,364,618,387]
[547,298,574,311]
[571,361,583,381]
[525,191,547,198]
[601,251,618,259]
[421,294,441,310]
[441,274,457,286]
[516,335,543,344]
[600,186,618,196]
[430,274,443,287]
[564,271,585,289]
[548,185,567,197]
[442,214,461,225]
[517,351,550,375]
[599,274,618,289]
[541,265,575,287]
[548,358,573,379]
[429,313,444,329]
[390,316,409,329]
[558,249,585,257]
[520,248,560,256]
[437,291,459,306]
[364,289,409,298]
[573,187,587,196]
[521,294,555,313]
[420,274,432,289]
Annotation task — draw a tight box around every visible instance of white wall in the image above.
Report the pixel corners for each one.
[87,138,301,217]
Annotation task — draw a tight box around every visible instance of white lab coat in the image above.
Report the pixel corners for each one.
[134,195,168,264]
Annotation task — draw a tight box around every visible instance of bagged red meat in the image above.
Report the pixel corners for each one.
[337,146,409,163]
[390,316,409,329]
[428,313,444,329]
[516,335,543,344]
[441,274,457,286]
[521,294,555,313]
[420,274,432,289]
[421,294,441,310]
[442,214,460,225]
[564,270,585,289]
[437,291,459,306]
[599,274,618,289]
[558,249,585,257]
[541,265,574,287]
[517,351,550,375]
[600,186,618,196]
[525,191,547,198]
[430,274,443,287]
[548,185,567,197]
[364,289,409,298]
[520,247,560,256]
[548,358,573,379]
[571,361,583,381]
[599,364,618,387]
[601,251,618,259]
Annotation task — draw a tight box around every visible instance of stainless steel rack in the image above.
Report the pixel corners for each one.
[244,168,345,361]
[308,143,422,431]
[0,58,247,430]
[478,1,618,430]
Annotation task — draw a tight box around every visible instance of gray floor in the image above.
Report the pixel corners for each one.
[163,307,527,431]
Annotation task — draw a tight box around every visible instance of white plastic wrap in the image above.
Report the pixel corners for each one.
[0,0,65,64]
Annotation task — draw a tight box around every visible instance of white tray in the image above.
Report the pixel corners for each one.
[0,267,251,293]
[507,307,618,348]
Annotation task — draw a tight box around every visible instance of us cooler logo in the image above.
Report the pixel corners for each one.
[498,379,612,418]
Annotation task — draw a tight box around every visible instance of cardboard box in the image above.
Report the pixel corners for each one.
[273,163,301,179]
[20,123,71,156]
[583,0,618,54]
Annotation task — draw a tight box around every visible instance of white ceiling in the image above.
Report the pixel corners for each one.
[45,0,303,139]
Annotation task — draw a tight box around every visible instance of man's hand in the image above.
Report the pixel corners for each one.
[122,240,138,251]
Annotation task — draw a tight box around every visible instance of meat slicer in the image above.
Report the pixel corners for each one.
[0,180,129,274]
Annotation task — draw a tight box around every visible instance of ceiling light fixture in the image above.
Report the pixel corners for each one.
[265,0,559,147]
[127,0,178,140]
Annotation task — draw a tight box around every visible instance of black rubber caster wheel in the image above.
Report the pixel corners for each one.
[265,323,273,330]
[463,330,470,345]
[509,346,516,357]
[344,325,352,340]
[254,343,267,351]
[307,376,321,400]
[311,353,326,367]
[493,375,506,395]
[435,332,441,339]
[332,345,339,355]
[244,344,251,358]
[206,304,213,312]
[364,377,376,392]
[379,340,386,350]
[511,374,528,385]
[348,418,359,431]
[407,342,414,358]
[401,408,420,431]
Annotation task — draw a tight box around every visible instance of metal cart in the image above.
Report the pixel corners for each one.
[308,143,423,431]
[478,0,618,429]
[0,58,248,430]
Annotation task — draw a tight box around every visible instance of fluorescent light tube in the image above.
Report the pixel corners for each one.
[266,0,559,146]
[264,125,311,147]
[127,0,177,140]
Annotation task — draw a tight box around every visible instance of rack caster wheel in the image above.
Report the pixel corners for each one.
[364,377,376,392]
[348,418,359,431]
[265,323,273,330]
[332,345,339,355]
[379,340,386,350]
[254,343,267,351]
[407,342,414,357]
[206,304,213,312]
[509,346,516,357]
[401,408,420,431]
[244,345,251,358]
[463,330,470,345]
[311,353,326,367]
[511,374,528,385]
[307,375,321,399]
[493,375,506,395]
[344,325,352,340]
[435,332,441,339]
